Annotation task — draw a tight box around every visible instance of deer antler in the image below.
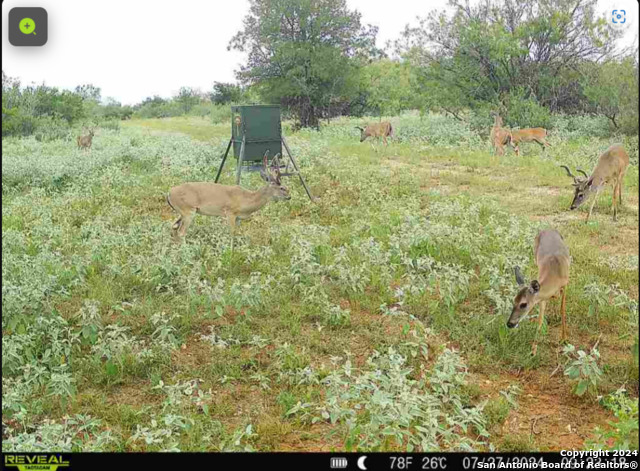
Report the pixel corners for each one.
[271,153,282,185]
[260,150,271,182]
[576,168,589,179]
[559,165,574,178]
[559,165,581,183]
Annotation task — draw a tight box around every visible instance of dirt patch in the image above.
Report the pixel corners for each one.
[474,370,613,451]
[276,423,344,451]
[105,382,162,409]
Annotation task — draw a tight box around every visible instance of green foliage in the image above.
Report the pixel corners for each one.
[562,343,603,397]
[316,347,488,451]
[502,88,552,129]
[587,388,639,451]
[210,82,245,105]
[583,57,639,135]
[359,60,414,116]
[397,0,626,121]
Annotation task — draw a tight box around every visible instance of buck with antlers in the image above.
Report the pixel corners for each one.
[489,115,512,156]
[77,128,95,150]
[167,154,290,250]
[560,144,629,222]
[355,121,393,150]
[508,229,571,356]
[509,127,550,156]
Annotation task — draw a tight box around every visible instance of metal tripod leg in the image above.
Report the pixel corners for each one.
[282,136,313,201]
[214,138,233,183]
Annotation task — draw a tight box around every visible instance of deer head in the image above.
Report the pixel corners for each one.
[560,165,594,210]
[259,153,290,201]
[507,266,541,328]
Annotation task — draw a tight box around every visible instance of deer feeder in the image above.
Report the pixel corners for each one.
[214,105,313,201]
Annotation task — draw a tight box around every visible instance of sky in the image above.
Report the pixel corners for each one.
[2,0,638,105]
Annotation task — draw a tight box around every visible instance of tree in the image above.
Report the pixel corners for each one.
[175,87,201,114]
[396,0,626,118]
[74,84,102,102]
[229,0,380,128]
[359,59,414,117]
[210,82,244,105]
[583,55,639,133]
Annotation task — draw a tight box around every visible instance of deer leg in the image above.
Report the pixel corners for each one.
[560,287,568,342]
[532,301,546,356]
[227,213,237,252]
[178,211,195,238]
[612,183,619,221]
[586,189,600,222]
[618,179,623,206]
[171,216,183,241]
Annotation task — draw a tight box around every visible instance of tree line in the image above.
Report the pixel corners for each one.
[2,0,638,140]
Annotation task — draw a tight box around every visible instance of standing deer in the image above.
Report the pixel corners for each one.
[489,115,512,156]
[560,144,629,222]
[77,128,95,150]
[508,229,571,356]
[355,121,393,150]
[167,154,290,250]
[509,127,550,156]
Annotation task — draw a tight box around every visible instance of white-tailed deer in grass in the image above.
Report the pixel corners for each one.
[77,128,95,150]
[167,155,290,250]
[355,121,393,150]
[509,127,550,156]
[489,115,512,156]
[508,229,571,356]
[560,144,629,222]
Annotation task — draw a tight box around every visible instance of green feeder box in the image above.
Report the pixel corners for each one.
[215,105,313,201]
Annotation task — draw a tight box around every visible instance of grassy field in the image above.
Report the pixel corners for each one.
[2,114,638,451]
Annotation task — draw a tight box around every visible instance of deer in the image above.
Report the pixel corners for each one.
[509,127,550,156]
[560,144,629,222]
[355,121,393,150]
[77,128,95,150]
[489,115,512,156]
[508,229,571,356]
[166,154,290,251]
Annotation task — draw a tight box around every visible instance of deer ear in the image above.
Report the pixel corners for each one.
[514,266,525,286]
[529,280,540,294]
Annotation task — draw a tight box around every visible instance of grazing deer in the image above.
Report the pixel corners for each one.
[77,128,95,150]
[167,154,290,250]
[355,121,393,150]
[509,127,550,156]
[560,144,629,222]
[508,229,571,356]
[489,115,512,156]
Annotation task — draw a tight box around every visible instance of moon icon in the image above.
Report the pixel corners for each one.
[357,456,367,470]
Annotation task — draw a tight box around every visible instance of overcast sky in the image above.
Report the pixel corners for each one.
[2,0,638,105]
